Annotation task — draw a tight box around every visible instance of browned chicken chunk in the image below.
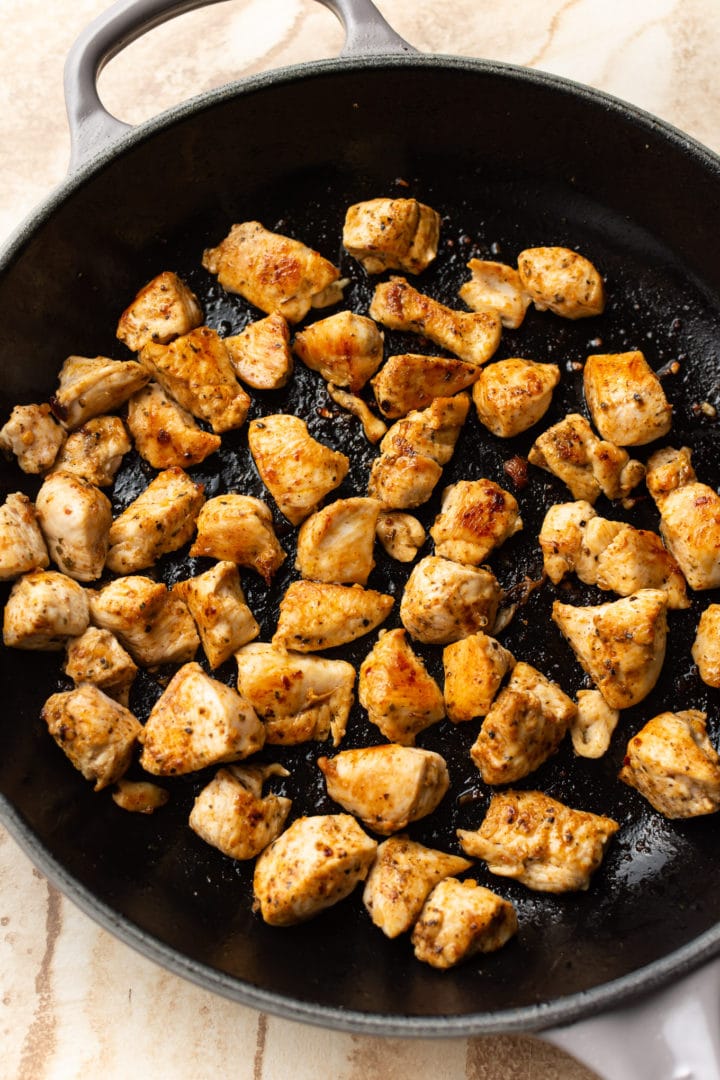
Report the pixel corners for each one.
[0,492,49,580]
[583,350,672,446]
[112,779,169,814]
[88,575,199,667]
[126,382,221,469]
[368,452,443,510]
[51,355,149,430]
[106,467,204,575]
[189,494,285,584]
[35,471,112,582]
[375,511,426,563]
[64,626,137,704]
[371,353,479,419]
[42,683,141,790]
[293,311,384,392]
[358,628,445,744]
[116,271,203,351]
[411,878,518,970]
[174,561,260,669]
[343,197,441,275]
[692,604,720,687]
[51,415,130,487]
[3,569,89,650]
[571,689,619,759]
[458,259,531,329]
[517,247,605,319]
[443,632,515,723]
[430,479,523,565]
[400,555,501,645]
[528,413,645,503]
[273,580,394,652]
[223,313,292,390]
[189,763,291,860]
[620,711,720,818]
[646,446,720,590]
[295,497,381,585]
[0,403,65,473]
[326,384,388,443]
[472,358,560,438]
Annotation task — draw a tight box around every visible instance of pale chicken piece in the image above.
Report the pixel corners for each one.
[471,661,576,784]
[326,384,388,444]
[0,403,65,473]
[583,350,672,446]
[51,355,149,430]
[0,493,49,580]
[273,580,394,652]
[253,813,377,926]
[620,711,720,818]
[458,790,619,892]
[175,562,259,669]
[50,415,130,487]
[106,467,204,575]
[400,555,501,645]
[318,744,449,835]
[112,779,169,814]
[235,642,355,746]
[571,689,619,759]
[223,313,292,390]
[375,511,426,562]
[646,446,720,590]
[3,570,89,650]
[126,382,221,469]
[116,271,203,351]
[371,353,479,419]
[552,589,668,710]
[368,452,443,510]
[189,763,291,859]
[358,628,445,744]
[189,494,285,584]
[139,661,265,776]
[35,471,112,582]
[517,247,605,319]
[430,479,523,565]
[89,575,199,667]
[458,259,531,329]
[472,358,560,438]
[528,413,645,503]
[692,605,720,687]
[139,326,250,434]
[370,278,501,367]
[363,835,472,939]
[248,414,349,525]
[379,394,470,466]
[343,197,441,275]
[293,311,384,392]
[411,879,518,970]
[594,526,690,610]
[295,497,381,585]
[64,626,137,703]
[443,632,515,723]
[538,500,597,585]
[42,683,141,791]
[202,221,345,323]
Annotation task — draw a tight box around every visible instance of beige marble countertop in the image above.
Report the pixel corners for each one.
[1,2,720,1078]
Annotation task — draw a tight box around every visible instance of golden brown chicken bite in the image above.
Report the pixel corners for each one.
[189,763,291,859]
[0,493,49,580]
[458,259,531,329]
[42,683,141,791]
[88,575,199,667]
[400,555,501,645]
[223,313,292,390]
[189,494,285,584]
[430,479,523,565]
[273,580,394,652]
[64,626,138,704]
[358,628,445,744]
[368,453,443,510]
[174,561,260,669]
[692,605,720,688]
[583,350,671,446]
[379,394,470,465]
[443,632,515,723]
[517,246,605,319]
[35,471,112,582]
[126,382,221,469]
[293,311,384,392]
[528,413,645,503]
[116,270,203,351]
[295,497,381,585]
[343,197,441,275]
[50,415,130,487]
[326,384,388,444]
[646,446,720,590]
[51,355,149,430]
[112,779,169,814]
[0,403,65,473]
[411,879,518,969]
[3,570,89,650]
[472,358,560,438]
[371,353,479,419]
[571,689,619,759]
[106,467,205,575]
[375,511,426,563]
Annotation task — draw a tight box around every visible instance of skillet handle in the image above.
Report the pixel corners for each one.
[64,0,415,171]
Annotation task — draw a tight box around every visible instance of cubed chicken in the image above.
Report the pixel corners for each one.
[343,197,441,275]
[202,221,345,323]
[88,575,199,667]
[375,511,426,563]
[295,497,381,585]
[189,763,291,859]
[106,467,204,575]
[318,744,449,835]
[411,879,518,970]
[646,446,720,590]
[51,355,149,430]
[400,555,501,645]
[116,271,203,351]
[0,403,65,473]
[379,394,470,466]
[528,413,645,503]
[253,813,377,926]
[371,353,479,419]
[3,570,89,650]
[443,632,515,723]
[293,311,384,392]
[472,358,560,438]
[645,444,695,500]
[64,626,138,703]
[368,453,443,510]
[517,247,605,319]
[175,562,259,669]
[223,313,292,390]
[326,384,388,443]
[139,661,265,775]
[50,415,130,487]
[538,500,596,585]
[692,605,720,687]
[112,779,169,814]
[571,689,619,759]
[35,471,112,582]
[358,628,445,744]
[583,350,671,446]
[620,710,720,818]
[0,493,49,580]
[458,259,531,329]
[272,580,394,652]
[189,494,285,584]
[42,684,141,791]
[126,382,221,469]
[430,479,523,565]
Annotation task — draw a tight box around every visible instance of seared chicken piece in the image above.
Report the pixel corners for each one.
[571,689,619,759]
[51,355,149,430]
[326,384,388,443]
[202,221,344,323]
[189,494,285,584]
[443,632,515,723]
[126,382,221,469]
[42,683,141,791]
[89,575,199,667]
[517,247,605,319]
[3,570,89,650]
[471,661,576,784]
[64,627,137,704]
[51,415,130,487]
[140,326,250,434]
[368,453,443,510]
[248,414,349,525]
[692,605,720,687]
[35,471,112,582]
[295,497,381,585]
[645,444,695,500]
[253,813,377,926]
[343,197,441,275]
[223,313,292,390]
[583,350,672,446]
[380,395,470,466]
[293,311,384,392]
[116,270,203,351]
[646,446,720,590]
[458,790,619,892]
[189,762,291,859]
[458,259,531,329]
[175,561,260,669]
[106,467,204,575]
[139,661,265,775]
[273,580,394,652]
[538,500,596,585]
[620,710,720,818]
[430,479,523,565]
[235,642,355,746]
[0,403,65,473]
[111,779,169,814]
[472,358,560,438]
[370,277,501,367]
[363,835,472,939]
[411,878,518,970]
[318,744,449,835]
[400,555,501,645]
[528,413,645,503]
[371,353,479,419]
[552,589,668,709]
[375,511,426,562]
[0,493,49,580]
[358,629,445,744]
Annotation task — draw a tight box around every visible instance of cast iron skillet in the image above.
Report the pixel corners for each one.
[1,0,720,1041]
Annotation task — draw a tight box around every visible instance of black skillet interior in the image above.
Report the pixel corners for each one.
[1,58,720,1027]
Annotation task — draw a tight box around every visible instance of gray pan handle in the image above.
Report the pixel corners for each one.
[64,0,415,170]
